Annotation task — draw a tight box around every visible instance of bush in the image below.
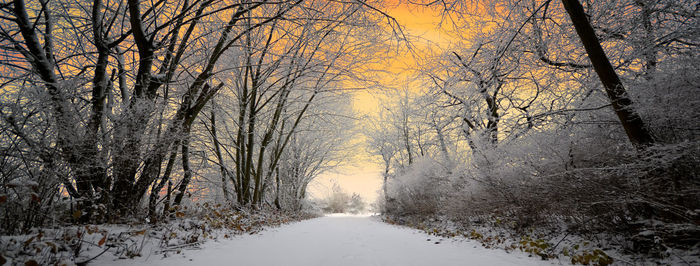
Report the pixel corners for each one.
[319,184,366,214]
[385,157,448,216]
[384,121,700,255]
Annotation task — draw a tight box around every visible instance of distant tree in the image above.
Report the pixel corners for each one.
[320,183,365,214]
[201,0,390,208]
[322,183,351,213]
[273,93,354,210]
[348,193,366,214]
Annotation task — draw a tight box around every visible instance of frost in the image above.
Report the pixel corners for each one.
[6,179,37,188]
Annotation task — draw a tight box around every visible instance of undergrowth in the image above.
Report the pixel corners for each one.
[0,203,317,265]
[383,214,698,266]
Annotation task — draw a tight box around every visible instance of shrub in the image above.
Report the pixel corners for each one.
[319,184,366,214]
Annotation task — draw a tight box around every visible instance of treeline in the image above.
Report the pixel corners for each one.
[0,0,391,233]
[368,0,698,257]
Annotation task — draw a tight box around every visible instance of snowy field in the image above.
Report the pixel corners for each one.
[94,214,565,266]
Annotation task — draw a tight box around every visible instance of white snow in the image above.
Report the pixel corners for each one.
[94,215,563,266]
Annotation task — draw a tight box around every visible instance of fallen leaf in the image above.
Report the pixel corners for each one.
[23,236,35,247]
[46,241,57,253]
[98,235,106,247]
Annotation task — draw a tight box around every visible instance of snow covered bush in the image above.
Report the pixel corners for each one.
[385,157,450,216]
[446,121,628,225]
[381,119,698,263]
[384,118,699,254]
[348,194,367,214]
[319,184,366,214]
[631,55,700,143]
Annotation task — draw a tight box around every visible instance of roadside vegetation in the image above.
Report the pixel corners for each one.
[368,1,699,265]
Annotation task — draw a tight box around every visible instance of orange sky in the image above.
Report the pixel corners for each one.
[352,1,455,113]
[309,2,452,205]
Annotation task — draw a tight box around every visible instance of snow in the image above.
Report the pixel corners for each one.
[94,215,563,266]
[6,178,38,188]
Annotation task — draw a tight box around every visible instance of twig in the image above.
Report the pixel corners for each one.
[75,246,110,266]
[663,243,692,266]
[156,241,204,253]
[549,231,570,256]
[137,230,148,257]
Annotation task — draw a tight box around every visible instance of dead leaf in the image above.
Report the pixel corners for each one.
[98,235,106,247]
[72,210,82,219]
[24,259,38,266]
[0,195,7,204]
[23,236,35,247]
[46,241,57,253]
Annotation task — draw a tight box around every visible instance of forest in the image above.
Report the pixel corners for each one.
[0,0,698,265]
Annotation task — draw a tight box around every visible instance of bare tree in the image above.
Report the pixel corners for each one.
[274,93,353,210]
[205,0,389,207]
[0,0,305,222]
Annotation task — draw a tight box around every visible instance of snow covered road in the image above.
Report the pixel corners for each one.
[97,215,560,266]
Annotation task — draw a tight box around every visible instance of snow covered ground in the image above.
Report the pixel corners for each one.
[94,214,565,266]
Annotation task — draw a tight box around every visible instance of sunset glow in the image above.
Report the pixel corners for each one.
[310,3,457,203]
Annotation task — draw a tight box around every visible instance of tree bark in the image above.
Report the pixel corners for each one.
[274,168,282,209]
[561,0,654,147]
[173,131,192,207]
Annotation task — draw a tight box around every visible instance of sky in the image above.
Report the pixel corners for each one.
[308,2,452,204]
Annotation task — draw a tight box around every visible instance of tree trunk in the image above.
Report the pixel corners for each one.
[403,126,413,165]
[210,108,230,201]
[173,131,192,207]
[163,181,172,219]
[382,159,391,206]
[148,143,179,223]
[432,118,452,166]
[638,0,657,78]
[483,89,499,145]
[561,0,654,147]
[274,168,282,209]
